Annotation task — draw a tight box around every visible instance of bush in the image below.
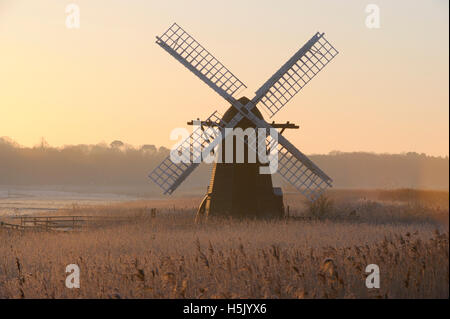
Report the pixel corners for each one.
[307,194,334,219]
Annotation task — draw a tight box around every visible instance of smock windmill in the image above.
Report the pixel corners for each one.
[149,23,339,219]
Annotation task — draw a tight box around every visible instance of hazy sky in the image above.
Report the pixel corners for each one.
[0,0,448,156]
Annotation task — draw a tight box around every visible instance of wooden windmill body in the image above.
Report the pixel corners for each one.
[193,97,299,219]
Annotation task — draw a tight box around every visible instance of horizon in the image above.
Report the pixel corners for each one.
[1,135,449,159]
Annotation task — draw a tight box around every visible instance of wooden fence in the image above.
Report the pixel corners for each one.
[0,215,131,232]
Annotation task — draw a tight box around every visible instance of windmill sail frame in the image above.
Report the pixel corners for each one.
[252,32,339,118]
[150,23,338,201]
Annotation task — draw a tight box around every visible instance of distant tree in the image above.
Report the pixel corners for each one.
[406,152,419,157]
[141,144,157,153]
[0,136,19,147]
[328,150,342,156]
[38,137,49,149]
[110,140,124,149]
[158,146,170,154]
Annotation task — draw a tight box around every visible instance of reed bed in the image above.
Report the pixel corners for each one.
[0,217,447,298]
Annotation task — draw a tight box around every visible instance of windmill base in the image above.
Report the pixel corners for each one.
[195,159,285,221]
[195,186,284,222]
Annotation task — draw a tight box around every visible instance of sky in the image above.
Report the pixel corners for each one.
[0,0,448,156]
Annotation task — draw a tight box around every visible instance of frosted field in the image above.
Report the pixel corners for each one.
[0,187,137,216]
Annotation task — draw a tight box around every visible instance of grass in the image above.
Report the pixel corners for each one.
[0,189,448,299]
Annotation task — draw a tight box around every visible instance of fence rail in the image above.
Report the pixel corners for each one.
[1,215,133,232]
[0,222,44,231]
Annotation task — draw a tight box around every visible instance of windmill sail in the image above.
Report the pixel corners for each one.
[276,142,331,201]
[156,23,247,104]
[252,33,338,118]
[150,157,199,195]
[243,111,332,200]
[149,111,242,194]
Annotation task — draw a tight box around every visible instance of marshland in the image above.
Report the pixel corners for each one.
[0,189,448,299]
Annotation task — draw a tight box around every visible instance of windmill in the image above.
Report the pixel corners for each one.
[149,23,339,219]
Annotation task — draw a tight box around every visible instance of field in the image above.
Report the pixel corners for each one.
[0,189,448,299]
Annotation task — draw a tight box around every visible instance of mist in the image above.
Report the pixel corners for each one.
[0,137,448,196]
